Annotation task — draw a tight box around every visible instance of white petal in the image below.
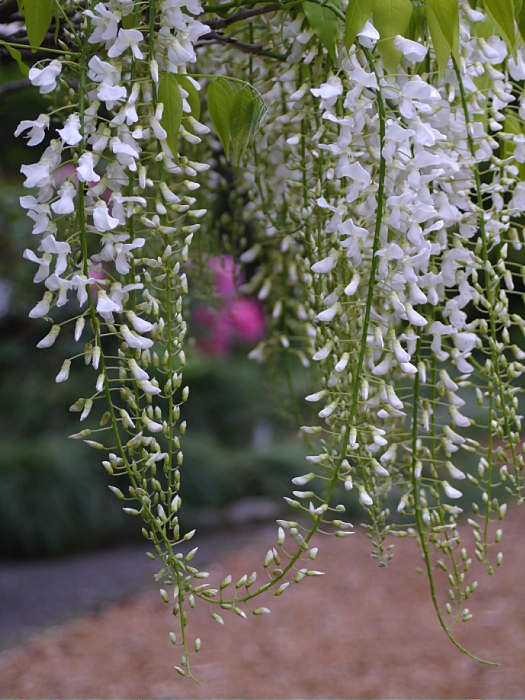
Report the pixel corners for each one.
[127,310,154,333]
[37,325,60,348]
[442,481,463,499]
[311,256,336,274]
[394,35,428,63]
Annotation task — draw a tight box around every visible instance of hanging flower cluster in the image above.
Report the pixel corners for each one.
[219,3,525,663]
[5,0,525,679]
[13,0,222,679]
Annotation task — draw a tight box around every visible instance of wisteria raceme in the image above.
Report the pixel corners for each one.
[6,0,525,679]
[227,5,525,660]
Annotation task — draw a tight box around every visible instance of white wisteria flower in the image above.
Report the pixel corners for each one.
[357,21,380,48]
[310,76,343,108]
[57,114,83,146]
[93,200,120,232]
[50,182,76,215]
[28,60,62,94]
[14,114,50,146]
[394,35,428,63]
[108,28,144,59]
[84,3,120,43]
[76,152,101,183]
[23,248,51,283]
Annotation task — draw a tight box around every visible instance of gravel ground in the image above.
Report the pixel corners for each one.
[1,507,524,698]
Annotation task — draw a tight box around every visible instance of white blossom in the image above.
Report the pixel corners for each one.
[77,152,101,183]
[36,324,61,349]
[311,256,336,274]
[394,35,428,63]
[108,28,144,59]
[57,114,83,146]
[28,60,62,94]
[50,182,76,215]
[93,201,119,232]
[442,481,463,500]
[14,114,50,146]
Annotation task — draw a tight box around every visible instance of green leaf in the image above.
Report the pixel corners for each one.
[407,3,426,42]
[426,0,458,55]
[518,0,525,41]
[121,13,136,29]
[158,73,183,157]
[5,44,29,77]
[24,0,53,49]
[303,1,340,63]
[230,88,258,166]
[345,0,373,50]
[373,0,412,73]
[502,111,525,179]
[16,0,24,13]
[483,0,516,49]
[426,1,453,78]
[208,78,234,161]
[175,75,201,123]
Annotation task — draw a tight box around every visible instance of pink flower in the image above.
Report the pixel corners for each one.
[208,255,242,299]
[224,298,266,343]
[192,254,266,356]
[193,298,266,356]
[193,307,231,356]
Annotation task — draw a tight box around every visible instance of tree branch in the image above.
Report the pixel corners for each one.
[204,3,281,29]
[196,30,285,60]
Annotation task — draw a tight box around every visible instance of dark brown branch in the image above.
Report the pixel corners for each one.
[196,30,285,60]
[204,3,281,30]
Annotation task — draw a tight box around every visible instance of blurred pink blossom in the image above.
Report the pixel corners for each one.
[208,255,242,299]
[224,298,266,343]
[193,255,266,356]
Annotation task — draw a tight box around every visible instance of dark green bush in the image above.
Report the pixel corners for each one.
[0,436,131,558]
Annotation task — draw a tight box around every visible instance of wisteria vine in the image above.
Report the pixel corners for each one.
[2,0,525,680]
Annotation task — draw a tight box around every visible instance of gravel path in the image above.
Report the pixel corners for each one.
[1,510,524,697]
[0,523,271,651]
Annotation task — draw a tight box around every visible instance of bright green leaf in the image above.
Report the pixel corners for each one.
[208,78,234,161]
[426,2,453,78]
[426,0,458,55]
[24,0,53,49]
[373,0,412,73]
[230,88,258,166]
[16,0,24,12]
[407,4,426,43]
[483,0,516,49]
[158,73,183,158]
[175,75,201,123]
[5,44,29,77]
[303,1,340,63]
[518,0,525,41]
[345,0,373,50]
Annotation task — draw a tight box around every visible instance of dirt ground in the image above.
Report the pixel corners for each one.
[1,506,525,698]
